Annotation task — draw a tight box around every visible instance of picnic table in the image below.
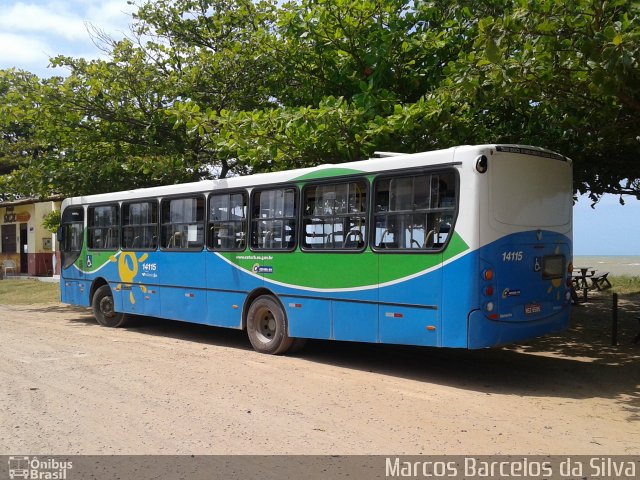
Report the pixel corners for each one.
[590,271,612,290]
[572,267,611,302]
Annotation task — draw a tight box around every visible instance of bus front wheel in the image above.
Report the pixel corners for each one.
[92,285,128,328]
[246,295,293,355]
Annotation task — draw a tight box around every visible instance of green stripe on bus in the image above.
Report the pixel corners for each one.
[221,232,469,289]
[292,167,364,181]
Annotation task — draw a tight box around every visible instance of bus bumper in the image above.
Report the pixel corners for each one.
[467,308,571,349]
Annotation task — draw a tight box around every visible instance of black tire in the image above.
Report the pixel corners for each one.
[246,295,293,354]
[92,285,128,327]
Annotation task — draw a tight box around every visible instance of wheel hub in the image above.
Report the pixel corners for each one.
[99,296,115,318]
[258,311,276,340]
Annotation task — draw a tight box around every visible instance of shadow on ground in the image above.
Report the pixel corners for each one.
[32,295,640,418]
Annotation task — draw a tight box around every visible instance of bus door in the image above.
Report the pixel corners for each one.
[158,196,208,323]
[58,206,86,305]
[378,254,442,347]
[295,180,374,342]
[374,174,449,347]
[116,201,161,317]
[205,191,252,328]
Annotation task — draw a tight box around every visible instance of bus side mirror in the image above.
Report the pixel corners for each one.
[56,226,64,244]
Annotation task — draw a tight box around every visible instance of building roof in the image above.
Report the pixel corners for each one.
[0,195,64,208]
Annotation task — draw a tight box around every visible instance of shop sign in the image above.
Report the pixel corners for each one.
[3,207,31,223]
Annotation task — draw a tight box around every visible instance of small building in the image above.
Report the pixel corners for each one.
[0,197,62,276]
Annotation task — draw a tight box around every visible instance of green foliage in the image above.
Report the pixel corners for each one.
[450,0,640,201]
[0,69,56,197]
[41,209,61,234]
[610,275,640,295]
[0,0,638,203]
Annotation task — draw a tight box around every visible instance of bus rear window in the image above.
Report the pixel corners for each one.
[490,154,572,227]
[542,255,565,280]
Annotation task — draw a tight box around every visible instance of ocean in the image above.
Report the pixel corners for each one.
[572,256,640,277]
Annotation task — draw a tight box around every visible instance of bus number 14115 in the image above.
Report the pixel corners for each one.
[502,251,523,262]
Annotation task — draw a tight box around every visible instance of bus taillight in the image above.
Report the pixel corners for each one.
[566,262,573,288]
[481,264,497,319]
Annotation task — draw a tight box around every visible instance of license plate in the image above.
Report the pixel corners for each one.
[525,303,541,315]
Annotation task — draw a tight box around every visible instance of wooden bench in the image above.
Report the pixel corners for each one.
[589,271,612,290]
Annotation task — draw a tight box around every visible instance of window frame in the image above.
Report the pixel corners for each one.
[121,199,160,252]
[249,184,298,252]
[159,194,206,252]
[1,224,17,254]
[59,206,85,269]
[207,190,248,252]
[300,177,369,253]
[370,168,459,254]
[87,203,120,251]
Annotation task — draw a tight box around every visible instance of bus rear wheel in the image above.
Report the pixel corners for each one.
[246,295,293,355]
[92,285,128,328]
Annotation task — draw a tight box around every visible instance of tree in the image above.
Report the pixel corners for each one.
[0,69,46,194]
[132,0,282,177]
[0,0,638,202]
[167,0,640,202]
[443,0,640,201]
[169,0,481,173]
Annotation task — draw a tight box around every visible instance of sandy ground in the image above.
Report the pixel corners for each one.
[0,293,639,455]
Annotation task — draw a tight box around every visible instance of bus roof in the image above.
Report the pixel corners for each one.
[61,144,568,207]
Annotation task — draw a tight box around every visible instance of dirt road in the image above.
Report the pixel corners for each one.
[1,298,639,455]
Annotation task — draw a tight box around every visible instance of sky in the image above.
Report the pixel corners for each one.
[1,0,639,256]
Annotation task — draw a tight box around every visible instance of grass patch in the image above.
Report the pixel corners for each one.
[0,279,60,304]
[610,275,640,295]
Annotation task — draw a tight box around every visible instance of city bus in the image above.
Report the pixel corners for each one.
[58,144,573,354]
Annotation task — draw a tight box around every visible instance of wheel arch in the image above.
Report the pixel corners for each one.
[90,277,110,303]
[241,287,285,330]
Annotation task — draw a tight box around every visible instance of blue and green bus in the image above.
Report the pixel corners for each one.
[58,144,573,354]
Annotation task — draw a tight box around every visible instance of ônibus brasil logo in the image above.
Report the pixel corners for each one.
[7,457,73,480]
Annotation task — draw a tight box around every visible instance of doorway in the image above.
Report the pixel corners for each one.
[20,223,28,274]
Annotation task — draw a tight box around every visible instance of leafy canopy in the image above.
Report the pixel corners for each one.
[0,0,637,204]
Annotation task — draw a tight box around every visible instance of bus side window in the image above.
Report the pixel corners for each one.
[251,187,297,251]
[373,172,457,251]
[122,201,159,250]
[208,192,247,251]
[161,196,205,251]
[87,204,119,250]
[302,180,367,251]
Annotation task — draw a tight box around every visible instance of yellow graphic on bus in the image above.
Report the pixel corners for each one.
[117,252,148,304]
